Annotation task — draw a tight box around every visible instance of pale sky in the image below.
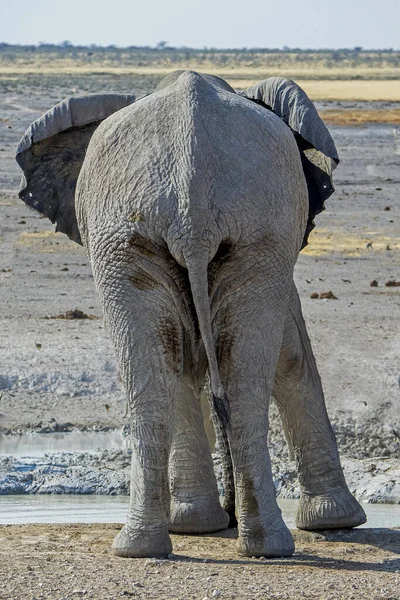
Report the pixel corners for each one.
[1,0,399,49]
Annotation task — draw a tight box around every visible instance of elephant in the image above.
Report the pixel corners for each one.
[16,70,366,559]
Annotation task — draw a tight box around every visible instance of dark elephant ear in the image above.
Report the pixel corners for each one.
[16,93,136,244]
[241,77,339,247]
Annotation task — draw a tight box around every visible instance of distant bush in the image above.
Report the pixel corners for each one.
[0,44,399,76]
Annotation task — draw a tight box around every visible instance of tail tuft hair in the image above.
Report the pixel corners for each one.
[212,392,230,429]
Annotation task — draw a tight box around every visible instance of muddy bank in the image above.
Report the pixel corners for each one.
[1,446,399,504]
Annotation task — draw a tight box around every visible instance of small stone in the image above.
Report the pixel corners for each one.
[310,292,319,299]
[384,206,391,210]
[370,280,378,287]
[385,280,400,287]
[319,291,338,299]
[212,591,221,598]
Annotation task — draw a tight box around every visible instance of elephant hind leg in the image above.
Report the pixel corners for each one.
[274,283,366,530]
[91,234,229,554]
[168,384,229,534]
[214,252,295,558]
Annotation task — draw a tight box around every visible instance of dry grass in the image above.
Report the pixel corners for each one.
[1,62,400,81]
[17,231,83,254]
[1,48,400,79]
[1,59,400,100]
[320,109,400,125]
[295,79,400,102]
[2,48,400,101]
[302,228,399,257]
[230,78,400,101]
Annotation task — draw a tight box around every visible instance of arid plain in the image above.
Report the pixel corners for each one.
[0,50,399,598]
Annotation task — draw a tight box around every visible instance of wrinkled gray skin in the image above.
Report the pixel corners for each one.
[16,71,366,558]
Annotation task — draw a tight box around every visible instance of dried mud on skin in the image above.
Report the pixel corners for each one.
[0,524,399,600]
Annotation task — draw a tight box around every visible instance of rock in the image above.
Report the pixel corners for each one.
[370,280,378,287]
[319,291,338,299]
[48,309,98,320]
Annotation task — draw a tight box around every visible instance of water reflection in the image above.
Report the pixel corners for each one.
[0,431,130,456]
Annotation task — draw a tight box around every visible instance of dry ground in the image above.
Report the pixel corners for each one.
[0,524,399,600]
[2,49,400,101]
[1,70,400,101]
[0,66,399,599]
[319,109,400,126]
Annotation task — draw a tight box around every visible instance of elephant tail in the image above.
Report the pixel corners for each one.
[212,411,237,526]
[184,250,236,525]
[184,252,230,429]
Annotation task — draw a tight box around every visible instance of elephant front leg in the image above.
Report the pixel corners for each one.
[274,284,366,530]
[168,383,229,533]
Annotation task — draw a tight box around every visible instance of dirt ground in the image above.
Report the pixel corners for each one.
[0,524,399,600]
[0,71,399,598]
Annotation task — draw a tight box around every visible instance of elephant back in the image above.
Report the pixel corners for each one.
[242,77,339,247]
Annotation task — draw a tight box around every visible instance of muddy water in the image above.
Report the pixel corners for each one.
[1,495,399,527]
[1,432,399,527]
[0,430,130,455]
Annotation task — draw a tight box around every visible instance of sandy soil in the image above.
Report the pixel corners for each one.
[0,524,399,599]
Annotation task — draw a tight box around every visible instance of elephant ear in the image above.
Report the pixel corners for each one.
[16,93,136,245]
[241,77,339,247]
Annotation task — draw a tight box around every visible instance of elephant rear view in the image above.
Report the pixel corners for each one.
[16,70,366,559]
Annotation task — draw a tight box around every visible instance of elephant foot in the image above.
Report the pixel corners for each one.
[112,524,172,558]
[168,499,229,533]
[237,517,295,558]
[296,489,367,530]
